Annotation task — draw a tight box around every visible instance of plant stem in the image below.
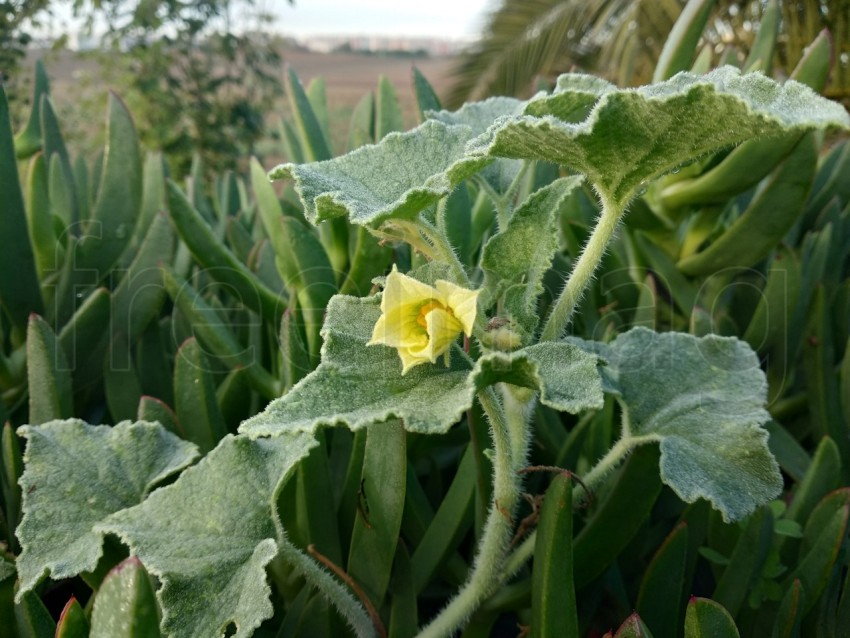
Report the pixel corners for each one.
[482,160,533,231]
[475,177,510,232]
[277,534,378,638]
[389,218,470,288]
[417,386,530,638]
[500,435,651,581]
[504,160,532,205]
[539,191,624,342]
[418,218,470,286]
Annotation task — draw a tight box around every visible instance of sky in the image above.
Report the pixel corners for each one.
[35,0,495,43]
[271,0,493,39]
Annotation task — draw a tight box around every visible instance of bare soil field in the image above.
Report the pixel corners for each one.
[280,48,457,152]
[22,45,457,157]
[26,45,455,105]
[283,48,455,111]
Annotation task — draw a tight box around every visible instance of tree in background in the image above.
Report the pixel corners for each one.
[1,0,51,84]
[71,0,289,175]
[448,0,850,106]
[6,0,288,176]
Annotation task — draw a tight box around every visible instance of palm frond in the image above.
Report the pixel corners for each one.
[446,0,629,106]
[447,0,850,105]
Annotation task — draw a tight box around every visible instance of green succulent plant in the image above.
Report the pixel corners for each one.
[1,6,850,638]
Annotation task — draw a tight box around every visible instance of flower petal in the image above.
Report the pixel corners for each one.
[419,307,464,362]
[397,347,431,375]
[382,265,439,312]
[368,267,479,374]
[435,280,479,336]
[369,304,428,349]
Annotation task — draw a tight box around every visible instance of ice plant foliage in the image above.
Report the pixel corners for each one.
[13,66,850,638]
[368,266,479,373]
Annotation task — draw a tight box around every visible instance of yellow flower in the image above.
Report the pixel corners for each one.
[368,266,479,374]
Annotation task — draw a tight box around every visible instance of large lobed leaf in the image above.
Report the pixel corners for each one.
[475,342,604,415]
[269,68,848,230]
[427,96,527,193]
[471,66,850,204]
[526,73,617,122]
[15,420,199,600]
[240,294,602,438]
[427,96,527,135]
[571,328,782,521]
[99,433,318,638]
[268,120,491,227]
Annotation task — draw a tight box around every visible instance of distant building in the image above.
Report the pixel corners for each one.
[290,34,469,56]
[68,32,100,51]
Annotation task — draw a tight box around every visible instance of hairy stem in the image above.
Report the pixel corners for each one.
[539,191,624,342]
[476,178,510,232]
[419,219,470,285]
[277,534,377,638]
[501,435,650,581]
[273,467,376,638]
[307,544,387,638]
[480,160,531,232]
[391,217,470,288]
[417,386,530,638]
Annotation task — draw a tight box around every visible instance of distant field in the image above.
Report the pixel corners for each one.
[280,48,457,154]
[284,48,455,112]
[23,46,458,158]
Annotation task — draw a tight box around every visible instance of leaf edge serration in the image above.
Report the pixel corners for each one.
[268,119,492,228]
[97,433,319,638]
[15,419,199,602]
[240,294,604,439]
[469,66,850,203]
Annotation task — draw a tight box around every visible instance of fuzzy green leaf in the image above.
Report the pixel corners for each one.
[15,420,199,600]
[525,74,615,121]
[241,294,602,437]
[471,67,850,204]
[475,343,603,414]
[269,120,491,227]
[99,433,317,638]
[241,295,470,436]
[480,175,583,331]
[429,96,527,135]
[427,96,527,193]
[571,328,782,521]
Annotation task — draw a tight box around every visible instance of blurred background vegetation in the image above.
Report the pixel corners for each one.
[3,1,850,176]
[3,0,287,176]
[448,0,850,105]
